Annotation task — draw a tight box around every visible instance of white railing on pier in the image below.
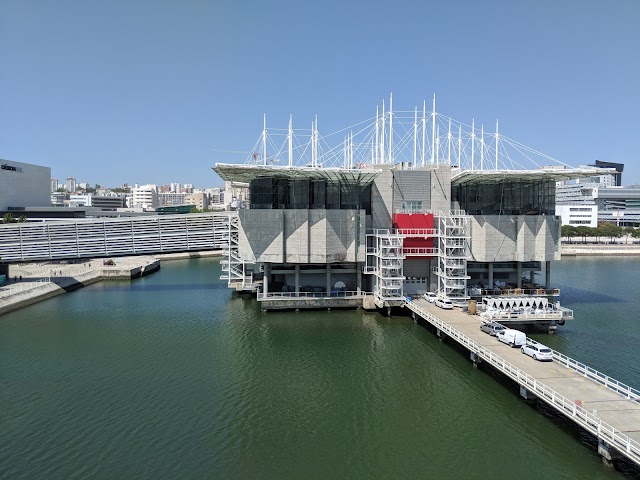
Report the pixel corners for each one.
[405,300,640,466]
[259,291,369,300]
[526,338,640,404]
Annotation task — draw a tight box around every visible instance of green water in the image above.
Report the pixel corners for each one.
[1,257,638,479]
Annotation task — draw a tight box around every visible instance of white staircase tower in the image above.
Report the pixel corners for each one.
[365,229,406,307]
[435,211,470,300]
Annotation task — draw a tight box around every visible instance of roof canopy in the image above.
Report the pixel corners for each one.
[451,166,617,187]
[213,164,382,185]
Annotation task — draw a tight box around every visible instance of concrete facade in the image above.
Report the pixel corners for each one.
[0,159,51,210]
[468,215,560,263]
[238,209,366,264]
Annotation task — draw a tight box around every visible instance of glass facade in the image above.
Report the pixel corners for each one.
[250,178,371,213]
[453,179,555,215]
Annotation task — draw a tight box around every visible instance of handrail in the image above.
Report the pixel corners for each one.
[405,300,640,465]
[260,290,369,300]
[525,338,640,403]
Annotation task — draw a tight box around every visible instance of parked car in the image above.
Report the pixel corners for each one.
[435,297,454,310]
[521,343,553,361]
[480,321,505,336]
[496,328,526,347]
[423,292,437,303]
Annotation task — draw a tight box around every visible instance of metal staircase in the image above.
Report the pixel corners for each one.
[365,229,406,307]
[435,211,470,300]
[219,213,255,289]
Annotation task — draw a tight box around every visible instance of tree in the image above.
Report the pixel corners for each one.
[17,215,27,223]
[598,222,622,244]
[631,227,640,242]
[2,213,14,224]
[561,225,577,243]
[575,226,591,244]
[624,226,635,244]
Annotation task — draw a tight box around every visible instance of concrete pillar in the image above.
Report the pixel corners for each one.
[529,270,535,284]
[519,385,537,403]
[517,262,522,288]
[295,264,300,294]
[263,263,269,298]
[598,440,616,468]
[470,351,481,368]
[487,262,494,289]
[326,264,331,294]
[356,262,362,293]
[545,261,551,289]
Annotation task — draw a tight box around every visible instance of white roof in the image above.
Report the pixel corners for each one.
[213,163,382,185]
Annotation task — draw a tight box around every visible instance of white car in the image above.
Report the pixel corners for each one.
[435,297,454,309]
[423,292,437,303]
[521,343,553,361]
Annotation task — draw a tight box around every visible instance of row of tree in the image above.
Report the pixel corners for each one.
[561,223,640,243]
[2,213,28,224]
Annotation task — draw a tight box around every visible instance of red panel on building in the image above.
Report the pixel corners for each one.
[392,213,435,259]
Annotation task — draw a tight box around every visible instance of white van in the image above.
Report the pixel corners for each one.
[496,328,526,347]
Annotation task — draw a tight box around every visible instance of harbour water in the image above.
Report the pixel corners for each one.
[1,257,638,479]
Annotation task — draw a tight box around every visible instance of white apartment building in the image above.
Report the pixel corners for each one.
[131,185,158,209]
[555,205,598,227]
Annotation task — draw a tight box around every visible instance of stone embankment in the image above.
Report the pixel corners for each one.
[0,256,160,316]
[561,244,640,256]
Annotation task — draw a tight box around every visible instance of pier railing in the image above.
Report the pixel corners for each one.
[526,338,640,404]
[259,291,369,300]
[406,300,640,466]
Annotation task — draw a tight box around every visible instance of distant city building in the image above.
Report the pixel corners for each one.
[591,160,623,186]
[51,178,59,192]
[132,185,158,209]
[158,192,187,206]
[555,205,598,227]
[0,159,51,211]
[66,177,77,193]
[186,192,208,211]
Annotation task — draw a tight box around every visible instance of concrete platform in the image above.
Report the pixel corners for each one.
[0,256,160,316]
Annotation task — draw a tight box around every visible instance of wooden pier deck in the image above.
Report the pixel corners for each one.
[406,298,640,468]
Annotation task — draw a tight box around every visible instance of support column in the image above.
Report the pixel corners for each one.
[517,262,522,288]
[545,261,551,289]
[470,351,481,368]
[295,264,300,294]
[487,262,494,289]
[598,440,616,468]
[356,262,362,293]
[519,385,537,404]
[326,264,331,295]
[263,263,270,298]
[529,270,535,284]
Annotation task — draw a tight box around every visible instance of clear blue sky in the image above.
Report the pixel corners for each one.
[1,0,638,187]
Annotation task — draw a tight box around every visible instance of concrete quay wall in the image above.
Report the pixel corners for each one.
[561,244,640,256]
[0,257,160,316]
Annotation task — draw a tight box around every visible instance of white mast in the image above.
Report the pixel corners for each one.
[430,94,436,164]
[389,93,393,164]
[343,136,347,169]
[413,107,417,166]
[421,100,426,167]
[480,124,485,171]
[262,113,267,166]
[495,119,499,170]
[381,100,385,164]
[447,118,452,164]
[436,125,440,164]
[471,118,475,171]
[375,106,379,165]
[457,124,462,167]
[288,114,293,167]
[350,131,354,169]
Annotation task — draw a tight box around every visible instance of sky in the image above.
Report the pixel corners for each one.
[1,0,639,188]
